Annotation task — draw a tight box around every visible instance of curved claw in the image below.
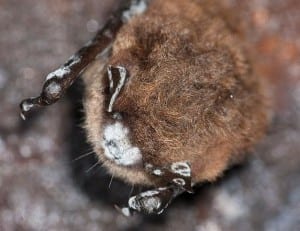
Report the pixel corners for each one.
[115,186,185,216]
[20,97,40,120]
[19,77,64,119]
[114,205,133,217]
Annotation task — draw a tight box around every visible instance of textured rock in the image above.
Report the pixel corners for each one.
[0,0,299,230]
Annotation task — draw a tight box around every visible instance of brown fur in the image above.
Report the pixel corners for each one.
[84,0,270,186]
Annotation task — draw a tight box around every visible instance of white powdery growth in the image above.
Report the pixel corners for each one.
[145,163,165,176]
[107,66,114,92]
[139,189,160,197]
[101,122,142,166]
[153,169,164,176]
[142,197,161,212]
[128,196,140,211]
[171,162,191,177]
[122,0,148,22]
[45,82,62,95]
[46,66,71,80]
[172,178,186,186]
[46,55,81,80]
[128,190,162,213]
[107,66,127,112]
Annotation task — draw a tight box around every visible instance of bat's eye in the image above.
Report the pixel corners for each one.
[101,122,142,166]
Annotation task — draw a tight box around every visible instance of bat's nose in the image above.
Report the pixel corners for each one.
[101,122,142,166]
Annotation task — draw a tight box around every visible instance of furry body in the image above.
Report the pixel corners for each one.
[84,0,269,186]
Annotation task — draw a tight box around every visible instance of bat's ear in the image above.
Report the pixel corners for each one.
[106,65,128,113]
[145,161,194,193]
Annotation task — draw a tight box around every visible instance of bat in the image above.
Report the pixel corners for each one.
[20,0,270,215]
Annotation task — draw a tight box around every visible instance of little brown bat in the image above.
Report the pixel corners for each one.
[20,0,270,215]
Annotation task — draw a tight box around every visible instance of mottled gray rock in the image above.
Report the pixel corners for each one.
[0,0,299,230]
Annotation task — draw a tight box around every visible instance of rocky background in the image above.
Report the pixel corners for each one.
[0,0,299,230]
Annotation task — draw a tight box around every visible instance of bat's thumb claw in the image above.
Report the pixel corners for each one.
[19,97,40,119]
[114,204,133,217]
[20,112,26,120]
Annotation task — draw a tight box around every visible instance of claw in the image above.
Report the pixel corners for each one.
[122,186,183,215]
[20,98,36,120]
[114,204,133,217]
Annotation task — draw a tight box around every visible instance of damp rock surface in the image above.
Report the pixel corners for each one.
[0,0,299,230]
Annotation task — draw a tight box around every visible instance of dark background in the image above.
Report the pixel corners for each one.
[0,0,299,230]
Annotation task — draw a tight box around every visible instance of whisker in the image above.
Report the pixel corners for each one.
[108,174,115,190]
[72,149,94,162]
[128,184,134,197]
[85,161,99,173]
[88,161,107,176]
